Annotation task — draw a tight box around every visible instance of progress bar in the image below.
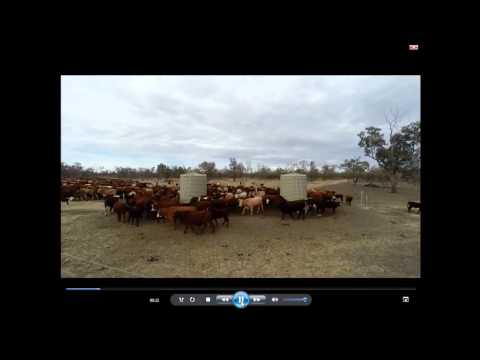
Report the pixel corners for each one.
[65,288,102,291]
[102,287,416,291]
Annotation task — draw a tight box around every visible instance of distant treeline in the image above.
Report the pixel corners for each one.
[62,118,420,192]
[61,159,329,180]
[61,157,419,184]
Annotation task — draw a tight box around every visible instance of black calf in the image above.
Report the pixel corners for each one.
[308,198,339,215]
[61,196,72,205]
[278,200,308,220]
[407,201,421,213]
[319,199,339,214]
[210,208,229,227]
[104,196,118,216]
[127,206,143,226]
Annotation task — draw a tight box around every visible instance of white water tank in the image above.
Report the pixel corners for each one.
[280,173,307,201]
[179,173,207,204]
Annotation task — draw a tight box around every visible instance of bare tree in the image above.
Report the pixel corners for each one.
[229,157,238,182]
[246,159,252,177]
[308,161,320,180]
[298,160,308,174]
[385,108,402,192]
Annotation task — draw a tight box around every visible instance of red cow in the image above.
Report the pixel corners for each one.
[165,206,198,229]
[180,209,215,234]
[113,201,128,222]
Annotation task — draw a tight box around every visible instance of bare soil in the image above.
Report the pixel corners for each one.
[61,180,420,278]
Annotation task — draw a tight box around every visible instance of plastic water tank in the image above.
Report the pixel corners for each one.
[280,173,307,201]
[179,173,207,204]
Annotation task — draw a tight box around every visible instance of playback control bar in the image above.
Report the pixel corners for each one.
[171,291,312,308]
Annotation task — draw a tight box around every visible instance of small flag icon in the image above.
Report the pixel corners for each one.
[409,44,419,51]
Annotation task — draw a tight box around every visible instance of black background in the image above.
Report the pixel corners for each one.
[26,28,441,321]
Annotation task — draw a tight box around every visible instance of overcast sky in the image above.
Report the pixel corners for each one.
[61,75,420,171]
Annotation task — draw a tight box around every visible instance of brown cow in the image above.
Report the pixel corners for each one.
[181,209,215,234]
[309,191,334,201]
[62,184,81,202]
[79,187,96,201]
[164,206,197,229]
[155,198,179,209]
[189,197,212,211]
[113,201,128,222]
[134,195,153,210]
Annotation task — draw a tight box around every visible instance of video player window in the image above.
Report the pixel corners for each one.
[61,75,420,279]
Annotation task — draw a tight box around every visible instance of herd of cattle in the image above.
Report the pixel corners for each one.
[61,178,354,234]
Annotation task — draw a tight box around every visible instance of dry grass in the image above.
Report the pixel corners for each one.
[61,180,420,278]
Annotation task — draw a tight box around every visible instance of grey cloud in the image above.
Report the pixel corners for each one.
[61,75,420,170]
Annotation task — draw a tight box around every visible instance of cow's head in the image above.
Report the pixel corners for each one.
[238,199,244,207]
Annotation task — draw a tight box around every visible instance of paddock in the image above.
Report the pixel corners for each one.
[61,181,420,278]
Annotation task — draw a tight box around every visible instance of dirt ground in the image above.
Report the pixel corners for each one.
[61,179,420,278]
